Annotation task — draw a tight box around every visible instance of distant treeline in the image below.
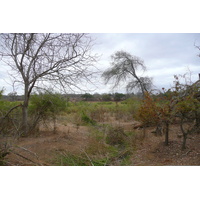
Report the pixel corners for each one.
[2,92,138,102]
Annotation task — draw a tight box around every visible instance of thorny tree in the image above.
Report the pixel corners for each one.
[102,50,152,96]
[173,74,200,149]
[0,33,97,135]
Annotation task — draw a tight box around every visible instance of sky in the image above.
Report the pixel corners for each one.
[0,33,200,95]
[90,33,200,94]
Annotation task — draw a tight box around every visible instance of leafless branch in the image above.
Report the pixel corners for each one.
[0,33,98,135]
[102,50,152,96]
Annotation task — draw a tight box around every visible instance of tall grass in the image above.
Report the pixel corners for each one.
[62,98,141,125]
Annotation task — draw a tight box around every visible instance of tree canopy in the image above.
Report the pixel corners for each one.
[102,50,152,96]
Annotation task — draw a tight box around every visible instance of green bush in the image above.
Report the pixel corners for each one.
[81,112,96,125]
[0,100,22,136]
[30,92,67,115]
[29,92,67,132]
[29,92,66,120]
[59,153,90,166]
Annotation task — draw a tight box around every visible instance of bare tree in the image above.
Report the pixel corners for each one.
[0,33,97,135]
[102,50,152,96]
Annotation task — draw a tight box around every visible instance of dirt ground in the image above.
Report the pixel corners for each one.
[4,121,200,166]
[131,125,200,166]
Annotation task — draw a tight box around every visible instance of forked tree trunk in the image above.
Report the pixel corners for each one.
[135,76,147,98]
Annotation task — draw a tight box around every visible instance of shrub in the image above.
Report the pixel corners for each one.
[137,93,159,126]
[106,126,127,147]
[30,92,67,115]
[81,112,96,125]
[29,92,67,132]
[0,100,22,136]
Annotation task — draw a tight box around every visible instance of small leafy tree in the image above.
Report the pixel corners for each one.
[81,93,94,101]
[173,74,200,149]
[137,92,159,127]
[138,90,176,145]
[29,92,67,133]
[113,93,126,102]
[175,98,196,149]
[101,93,112,101]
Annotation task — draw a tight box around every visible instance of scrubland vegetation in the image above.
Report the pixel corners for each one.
[0,34,199,166]
[0,91,140,165]
[0,73,200,166]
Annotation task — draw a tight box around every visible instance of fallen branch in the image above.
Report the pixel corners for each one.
[182,150,192,156]
[16,146,39,159]
[11,151,42,166]
[0,104,22,123]
[0,104,22,134]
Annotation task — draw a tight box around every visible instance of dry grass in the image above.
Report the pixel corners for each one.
[2,101,200,166]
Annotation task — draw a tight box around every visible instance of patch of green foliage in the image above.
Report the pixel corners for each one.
[81,112,96,125]
[28,92,67,133]
[57,152,111,166]
[58,153,90,166]
[29,92,67,116]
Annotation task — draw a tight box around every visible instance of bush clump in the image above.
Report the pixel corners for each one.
[29,92,67,132]
[81,112,96,125]
[106,126,127,146]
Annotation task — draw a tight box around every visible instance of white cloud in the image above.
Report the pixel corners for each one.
[92,33,200,92]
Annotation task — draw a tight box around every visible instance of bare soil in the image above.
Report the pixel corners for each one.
[131,125,200,166]
[4,122,200,166]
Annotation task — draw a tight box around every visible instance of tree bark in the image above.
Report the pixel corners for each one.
[180,117,187,150]
[182,134,187,150]
[22,105,28,135]
[22,84,29,136]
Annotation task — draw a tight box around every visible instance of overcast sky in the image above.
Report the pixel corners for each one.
[0,33,200,95]
[91,33,200,94]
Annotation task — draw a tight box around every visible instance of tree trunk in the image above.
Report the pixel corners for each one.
[180,117,187,150]
[182,134,187,150]
[136,76,146,98]
[22,102,29,136]
[155,123,163,136]
[22,84,29,136]
[164,121,169,146]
